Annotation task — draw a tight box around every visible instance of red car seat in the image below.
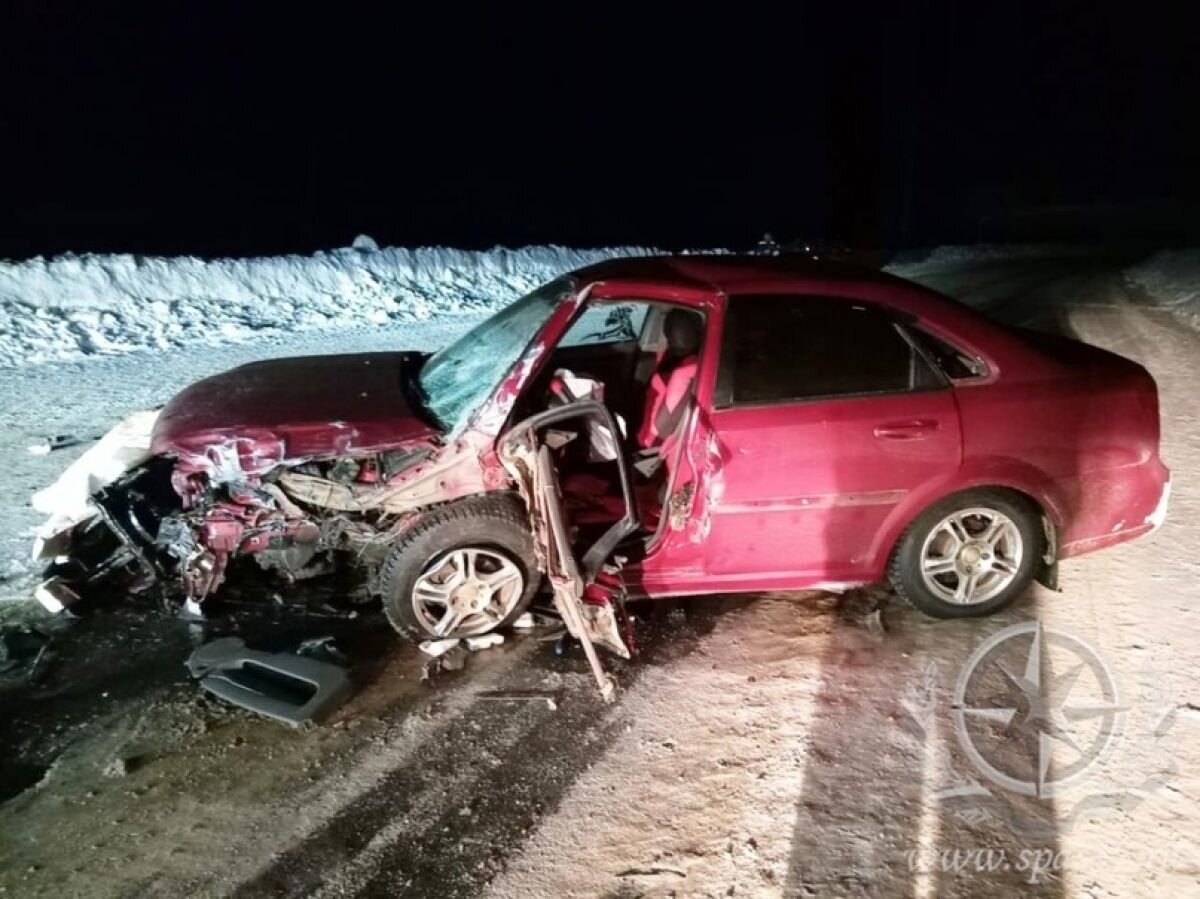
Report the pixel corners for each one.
[637,308,702,450]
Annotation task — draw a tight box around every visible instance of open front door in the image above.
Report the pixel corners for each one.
[498,400,639,701]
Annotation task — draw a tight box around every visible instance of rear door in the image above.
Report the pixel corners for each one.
[702,294,962,582]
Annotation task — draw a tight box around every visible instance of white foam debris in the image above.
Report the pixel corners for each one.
[418,639,461,658]
[465,633,505,651]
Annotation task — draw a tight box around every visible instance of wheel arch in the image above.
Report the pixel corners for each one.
[377,489,540,641]
[389,488,529,534]
[371,490,530,586]
[870,471,1064,583]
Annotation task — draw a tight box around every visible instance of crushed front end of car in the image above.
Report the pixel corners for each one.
[30,352,500,617]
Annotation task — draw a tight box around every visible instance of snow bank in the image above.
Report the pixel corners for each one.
[0,243,654,369]
[1124,250,1200,326]
[887,243,1093,271]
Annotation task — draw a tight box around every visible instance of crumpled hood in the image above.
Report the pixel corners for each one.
[151,352,441,474]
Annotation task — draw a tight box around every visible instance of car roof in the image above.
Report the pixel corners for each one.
[571,254,911,296]
[572,254,1041,376]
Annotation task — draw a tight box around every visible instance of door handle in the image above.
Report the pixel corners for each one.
[873,419,939,440]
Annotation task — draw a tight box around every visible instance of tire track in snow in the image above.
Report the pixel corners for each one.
[231,603,724,898]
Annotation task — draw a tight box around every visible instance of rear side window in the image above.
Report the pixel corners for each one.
[559,302,650,348]
[715,295,943,407]
[907,326,987,380]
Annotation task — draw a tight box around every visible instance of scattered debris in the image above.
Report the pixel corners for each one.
[419,638,460,658]
[0,626,53,681]
[421,643,471,681]
[437,645,470,672]
[295,635,348,666]
[26,434,84,455]
[617,865,687,878]
[185,637,352,728]
[101,756,141,779]
[465,633,504,651]
[477,690,558,710]
[33,578,79,615]
[0,627,47,669]
[26,640,54,685]
[511,612,537,630]
[420,628,514,681]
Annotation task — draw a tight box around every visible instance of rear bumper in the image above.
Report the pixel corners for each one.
[1059,461,1171,558]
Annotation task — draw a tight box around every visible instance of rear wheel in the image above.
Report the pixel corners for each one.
[889,489,1043,618]
[380,495,540,642]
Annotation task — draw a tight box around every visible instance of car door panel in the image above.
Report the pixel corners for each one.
[498,400,638,700]
[703,390,962,579]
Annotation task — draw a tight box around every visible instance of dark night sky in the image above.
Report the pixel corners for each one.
[2,2,1198,259]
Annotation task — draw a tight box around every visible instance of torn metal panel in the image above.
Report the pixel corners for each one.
[500,403,639,700]
[532,442,616,701]
[276,439,490,514]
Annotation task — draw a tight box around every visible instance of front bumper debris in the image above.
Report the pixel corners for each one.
[185,637,352,728]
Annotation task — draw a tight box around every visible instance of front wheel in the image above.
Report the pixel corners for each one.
[379,495,540,642]
[889,490,1044,618]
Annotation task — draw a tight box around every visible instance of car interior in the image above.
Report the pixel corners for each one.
[516,300,706,552]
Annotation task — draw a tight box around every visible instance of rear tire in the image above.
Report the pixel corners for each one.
[380,494,540,642]
[889,489,1043,619]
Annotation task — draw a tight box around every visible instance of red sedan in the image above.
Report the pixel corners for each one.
[37,255,1170,679]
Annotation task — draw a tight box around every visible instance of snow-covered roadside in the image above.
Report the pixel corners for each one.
[886,242,1096,275]
[0,240,1125,372]
[5,240,1191,373]
[0,243,653,368]
[1125,249,1200,329]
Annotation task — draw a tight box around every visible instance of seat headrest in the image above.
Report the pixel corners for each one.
[663,308,702,357]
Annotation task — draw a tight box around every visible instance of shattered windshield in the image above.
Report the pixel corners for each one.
[418,276,576,432]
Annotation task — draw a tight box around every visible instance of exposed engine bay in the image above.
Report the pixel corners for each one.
[33,420,491,615]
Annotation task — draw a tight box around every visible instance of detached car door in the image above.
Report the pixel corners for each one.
[702,294,962,583]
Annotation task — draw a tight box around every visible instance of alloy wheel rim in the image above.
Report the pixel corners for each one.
[919,507,1024,605]
[411,547,524,638]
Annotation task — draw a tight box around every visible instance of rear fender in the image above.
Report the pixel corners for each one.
[869,457,1067,579]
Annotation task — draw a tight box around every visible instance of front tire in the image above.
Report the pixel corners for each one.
[889,489,1043,619]
[380,495,540,642]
